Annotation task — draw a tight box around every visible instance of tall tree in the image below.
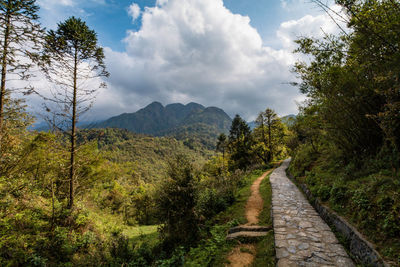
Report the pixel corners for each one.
[228,114,253,170]
[255,111,268,163]
[155,154,199,250]
[216,133,227,169]
[254,108,285,163]
[41,17,109,209]
[264,108,280,162]
[0,0,42,150]
[294,0,400,167]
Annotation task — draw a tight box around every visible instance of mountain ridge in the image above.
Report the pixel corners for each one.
[91,101,232,149]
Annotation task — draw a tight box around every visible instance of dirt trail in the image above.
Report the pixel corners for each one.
[226,169,273,267]
[226,244,255,267]
[245,170,272,225]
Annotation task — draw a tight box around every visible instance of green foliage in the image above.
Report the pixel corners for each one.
[228,114,254,170]
[196,188,229,220]
[155,154,199,250]
[0,0,43,138]
[185,168,269,267]
[290,143,400,262]
[253,108,287,163]
[185,224,231,266]
[252,175,275,266]
[79,128,210,183]
[289,1,400,262]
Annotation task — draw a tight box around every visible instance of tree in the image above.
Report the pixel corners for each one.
[0,0,43,151]
[216,133,227,169]
[155,154,199,250]
[228,115,253,170]
[255,111,267,163]
[293,0,400,171]
[41,17,109,209]
[254,108,286,163]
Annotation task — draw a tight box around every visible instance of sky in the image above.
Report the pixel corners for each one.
[30,0,341,121]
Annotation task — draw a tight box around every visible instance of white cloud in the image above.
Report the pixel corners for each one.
[277,4,347,51]
[127,3,141,22]
[30,0,346,121]
[38,0,75,9]
[94,0,307,120]
[156,0,168,7]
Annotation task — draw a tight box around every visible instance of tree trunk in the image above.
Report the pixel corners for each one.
[222,148,225,171]
[0,11,11,151]
[260,117,268,163]
[267,118,272,162]
[68,48,78,209]
[51,179,55,229]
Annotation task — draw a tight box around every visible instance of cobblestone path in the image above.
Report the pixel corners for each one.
[270,159,354,266]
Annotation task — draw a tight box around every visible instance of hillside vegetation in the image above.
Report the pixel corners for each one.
[1,99,288,266]
[93,102,232,149]
[78,128,211,183]
[288,0,400,264]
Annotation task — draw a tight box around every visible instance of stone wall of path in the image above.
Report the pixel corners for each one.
[270,159,354,266]
[286,170,389,267]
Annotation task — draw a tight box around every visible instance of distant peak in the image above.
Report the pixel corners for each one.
[147,101,164,108]
[204,106,223,112]
[165,103,185,108]
[186,102,205,109]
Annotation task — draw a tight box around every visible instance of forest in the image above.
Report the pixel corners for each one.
[1,0,400,266]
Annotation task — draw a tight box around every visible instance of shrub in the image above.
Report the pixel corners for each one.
[329,183,348,208]
[317,185,331,202]
[155,154,199,251]
[196,188,227,220]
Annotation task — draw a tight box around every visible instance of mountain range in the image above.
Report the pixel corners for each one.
[91,101,232,149]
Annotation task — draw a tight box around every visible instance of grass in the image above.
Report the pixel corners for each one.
[252,173,275,267]
[83,197,159,248]
[123,225,158,238]
[185,168,271,266]
[213,169,266,225]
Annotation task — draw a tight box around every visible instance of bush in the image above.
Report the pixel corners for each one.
[329,183,348,208]
[155,154,199,251]
[196,188,228,220]
[317,185,331,202]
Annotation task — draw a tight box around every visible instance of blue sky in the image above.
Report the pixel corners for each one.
[33,0,339,121]
[39,0,320,51]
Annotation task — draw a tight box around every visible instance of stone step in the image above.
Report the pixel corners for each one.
[228,225,271,234]
[226,231,269,241]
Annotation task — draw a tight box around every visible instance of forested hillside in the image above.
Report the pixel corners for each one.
[78,128,211,182]
[92,102,232,149]
[287,0,400,263]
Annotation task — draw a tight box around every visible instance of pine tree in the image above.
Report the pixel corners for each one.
[41,17,109,209]
[228,114,253,170]
[0,0,43,150]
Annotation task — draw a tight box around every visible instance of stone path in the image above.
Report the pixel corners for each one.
[270,159,354,267]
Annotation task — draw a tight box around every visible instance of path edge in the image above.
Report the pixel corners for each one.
[285,166,390,267]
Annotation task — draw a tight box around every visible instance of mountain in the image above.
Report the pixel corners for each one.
[247,114,297,130]
[92,102,232,149]
[247,121,257,130]
[281,114,296,126]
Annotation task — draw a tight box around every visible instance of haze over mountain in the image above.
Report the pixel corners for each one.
[92,101,232,149]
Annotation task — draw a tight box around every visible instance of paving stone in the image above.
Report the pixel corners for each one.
[271,159,354,267]
[298,242,310,250]
[276,248,290,258]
